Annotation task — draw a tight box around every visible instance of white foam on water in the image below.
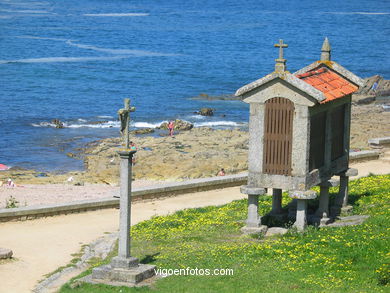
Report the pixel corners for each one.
[31,121,57,127]
[83,13,149,17]
[31,120,120,128]
[189,114,206,120]
[66,121,120,128]
[97,115,114,119]
[16,36,70,41]
[0,56,125,64]
[0,9,51,13]
[324,12,390,15]
[194,121,241,127]
[66,40,178,56]
[132,121,164,128]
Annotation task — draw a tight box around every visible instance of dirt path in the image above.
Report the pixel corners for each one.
[0,158,389,293]
[0,187,246,293]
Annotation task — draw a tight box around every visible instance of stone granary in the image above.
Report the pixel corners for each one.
[236,38,364,231]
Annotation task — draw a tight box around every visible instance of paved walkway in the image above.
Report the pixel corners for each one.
[0,157,390,293]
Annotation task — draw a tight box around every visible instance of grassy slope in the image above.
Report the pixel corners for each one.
[61,175,390,292]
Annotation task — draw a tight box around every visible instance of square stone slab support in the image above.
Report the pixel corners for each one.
[289,190,317,231]
[271,188,283,215]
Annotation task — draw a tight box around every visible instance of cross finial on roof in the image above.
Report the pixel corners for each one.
[274,39,288,72]
[321,37,331,61]
[275,39,288,59]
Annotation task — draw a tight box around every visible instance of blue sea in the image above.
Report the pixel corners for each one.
[1,0,390,172]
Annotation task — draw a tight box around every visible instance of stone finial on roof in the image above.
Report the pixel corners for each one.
[321,37,331,61]
[274,39,288,72]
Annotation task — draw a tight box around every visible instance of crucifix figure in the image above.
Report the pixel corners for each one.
[274,39,288,72]
[118,98,136,149]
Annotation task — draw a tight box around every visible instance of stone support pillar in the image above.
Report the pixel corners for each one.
[271,188,283,214]
[316,186,330,218]
[247,194,261,227]
[340,175,349,208]
[289,190,317,231]
[295,199,307,231]
[240,186,267,235]
[331,168,357,217]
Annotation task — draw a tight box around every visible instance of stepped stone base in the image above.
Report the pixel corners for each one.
[84,262,156,287]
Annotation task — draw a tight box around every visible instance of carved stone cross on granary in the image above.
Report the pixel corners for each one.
[274,39,288,72]
[236,38,364,232]
[118,98,136,149]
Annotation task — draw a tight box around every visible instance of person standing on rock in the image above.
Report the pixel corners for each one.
[168,121,175,137]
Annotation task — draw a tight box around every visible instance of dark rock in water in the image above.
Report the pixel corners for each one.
[131,128,155,135]
[66,152,76,158]
[158,119,193,131]
[51,119,64,129]
[196,108,214,116]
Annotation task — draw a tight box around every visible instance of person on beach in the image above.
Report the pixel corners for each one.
[6,178,15,187]
[130,141,137,151]
[130,141,137,165]
[217,168,226,176]
[168,121,175,137]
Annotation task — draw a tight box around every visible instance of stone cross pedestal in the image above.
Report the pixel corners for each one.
[240,185,268,235]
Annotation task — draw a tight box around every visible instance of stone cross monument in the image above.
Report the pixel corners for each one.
[90,98,155,286]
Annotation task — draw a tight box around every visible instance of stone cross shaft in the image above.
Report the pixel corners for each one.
[274,39,288,60]
[118,98,136,149]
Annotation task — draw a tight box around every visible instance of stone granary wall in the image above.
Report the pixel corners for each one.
[236,38,364,231]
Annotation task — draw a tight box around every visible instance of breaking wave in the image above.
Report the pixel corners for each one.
[132,121,165,128]
[31,120,121,128]
[194,121,242,127]
[31,120,165,129]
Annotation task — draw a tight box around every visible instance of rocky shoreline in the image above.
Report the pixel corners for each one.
[1,85,389,186]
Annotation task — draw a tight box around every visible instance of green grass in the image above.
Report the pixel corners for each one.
[61,175,390,292]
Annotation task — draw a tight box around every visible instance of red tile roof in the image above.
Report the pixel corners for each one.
[296,67,358,103]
